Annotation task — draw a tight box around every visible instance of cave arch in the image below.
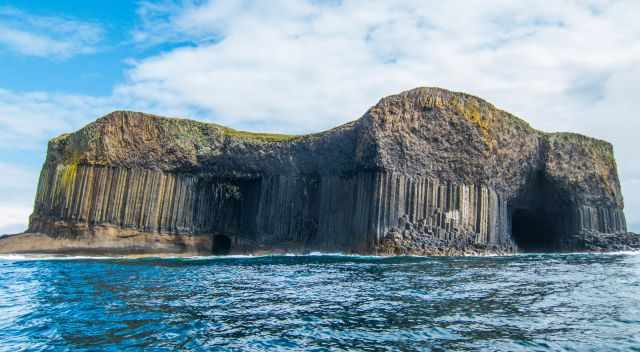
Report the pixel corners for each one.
[212,235,232,255]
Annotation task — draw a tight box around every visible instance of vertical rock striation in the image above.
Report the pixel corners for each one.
[1,87,634,255]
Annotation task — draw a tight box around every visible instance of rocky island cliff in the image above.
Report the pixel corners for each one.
[1,87,637,255]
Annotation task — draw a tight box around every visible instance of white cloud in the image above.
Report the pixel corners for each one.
[0,6,103,58]
[0,89,116,150]
[0,162,35,189]
[0,163,38,234]
[0,206,32,235]
[131,0,240,45]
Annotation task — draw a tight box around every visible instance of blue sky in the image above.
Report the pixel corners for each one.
[0,1,131,93]
[1,0,640,233]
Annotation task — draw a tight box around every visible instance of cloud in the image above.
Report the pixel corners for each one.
[0,162,36,192]
[0,89,116,150]
[0,163,39,234]
[0,6,103,58]
[0,223,28,236]
[131,1,229,46]
[0,206,32,235]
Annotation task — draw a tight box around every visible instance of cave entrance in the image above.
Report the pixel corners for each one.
[511,208,560,252]
[212,235,232,255]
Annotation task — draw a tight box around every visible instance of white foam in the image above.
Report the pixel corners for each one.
[180,254,258,260]
[0,253,267,261]
[3,250,637,262]
[0,254,129,261]
[0,252,386,261]
[589,250,640,256]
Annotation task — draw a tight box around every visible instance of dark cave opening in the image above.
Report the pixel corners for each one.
[212,235,232,255]
[511,208,561,252]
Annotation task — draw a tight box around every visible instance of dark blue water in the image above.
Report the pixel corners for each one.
[1,253,640,351]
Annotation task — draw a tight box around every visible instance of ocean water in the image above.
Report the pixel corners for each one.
[1,253,640,351]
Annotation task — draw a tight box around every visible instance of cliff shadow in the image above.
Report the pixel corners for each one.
[510,208,561,251]
[212,234,232,255]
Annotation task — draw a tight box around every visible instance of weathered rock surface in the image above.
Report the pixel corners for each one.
[1,87,637,255]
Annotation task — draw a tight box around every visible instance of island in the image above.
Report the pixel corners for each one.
[1,87,638,256]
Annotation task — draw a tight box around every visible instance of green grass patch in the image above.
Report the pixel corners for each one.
[218,126,299,142]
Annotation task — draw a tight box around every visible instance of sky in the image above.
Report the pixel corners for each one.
[0,0,639,234]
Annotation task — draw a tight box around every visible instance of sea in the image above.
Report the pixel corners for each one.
[1,252,640,351]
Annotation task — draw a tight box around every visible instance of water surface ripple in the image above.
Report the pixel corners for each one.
[1,253,640,351]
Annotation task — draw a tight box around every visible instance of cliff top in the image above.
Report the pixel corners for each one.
[50,86,613,150]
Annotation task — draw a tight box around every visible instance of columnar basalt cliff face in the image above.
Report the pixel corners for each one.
[0,87,632,255]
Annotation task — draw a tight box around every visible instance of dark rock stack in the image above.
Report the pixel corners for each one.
[377,214,517,256]
[1,87,636,255]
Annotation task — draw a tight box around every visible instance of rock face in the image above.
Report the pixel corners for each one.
[0,87,634,255]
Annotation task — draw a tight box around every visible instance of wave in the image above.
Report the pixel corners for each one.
[0,254,129,261]
[0,253,264,261]
[586,250,640,256]
[2,250,639,262]
[0,252,389,262]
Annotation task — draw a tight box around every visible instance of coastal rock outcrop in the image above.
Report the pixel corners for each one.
[0,87,634,255]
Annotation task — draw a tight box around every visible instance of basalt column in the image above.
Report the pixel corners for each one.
[30,163,254,252]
